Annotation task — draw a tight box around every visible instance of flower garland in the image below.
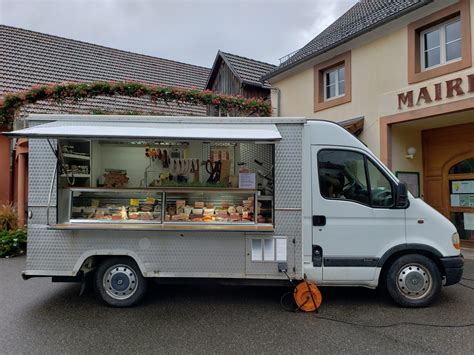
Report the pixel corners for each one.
[0,81,272,125]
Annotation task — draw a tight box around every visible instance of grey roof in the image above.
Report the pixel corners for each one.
[264,0,432,80]
[0,25,211,117]
[206,51,277,89]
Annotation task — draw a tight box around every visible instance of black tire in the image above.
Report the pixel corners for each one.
[94,257,147,307]
[386,254,441,308]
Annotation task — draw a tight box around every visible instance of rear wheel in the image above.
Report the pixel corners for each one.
[386,254,441,308]
[94,257,147,307]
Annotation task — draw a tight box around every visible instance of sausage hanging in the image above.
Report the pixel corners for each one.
[205,160,221,184]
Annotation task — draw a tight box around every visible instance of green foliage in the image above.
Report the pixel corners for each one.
[0,81,272,125]
[0,204,26,258]
[0,203,18,230]
[0,228,27,258]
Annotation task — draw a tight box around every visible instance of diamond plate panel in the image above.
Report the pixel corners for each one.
[28,207,56,225]
[274,124,302,209]
[25,227,248,275]
[26,226,75,272]
[239,143,273,177]
[28,139,57,206]
[275,210,302,277]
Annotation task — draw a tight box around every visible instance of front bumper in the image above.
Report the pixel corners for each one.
[440,255,464,286]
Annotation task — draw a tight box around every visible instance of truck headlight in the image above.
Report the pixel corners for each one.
[452,232,460,250]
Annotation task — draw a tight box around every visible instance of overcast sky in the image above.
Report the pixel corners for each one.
[0,0,357,67]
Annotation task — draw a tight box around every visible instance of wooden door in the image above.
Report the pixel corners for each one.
[423,122,474,247]
[443,154,474,246]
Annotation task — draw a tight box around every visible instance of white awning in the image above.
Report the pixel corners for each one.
[4,120,282,141]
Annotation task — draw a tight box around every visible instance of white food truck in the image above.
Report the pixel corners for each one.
[5,115,463,308]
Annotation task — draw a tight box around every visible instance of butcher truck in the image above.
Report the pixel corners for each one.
[4,114,463,307]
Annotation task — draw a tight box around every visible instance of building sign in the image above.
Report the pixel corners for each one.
[398,74,474,109]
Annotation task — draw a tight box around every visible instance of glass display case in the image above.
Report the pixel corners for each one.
[69,188,163,223]
[164,189,258,224]
[66,188,273,227]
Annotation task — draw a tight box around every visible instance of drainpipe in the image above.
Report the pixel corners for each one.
[15,139,28,227]
[270,87,281,117]
[17,153,25,227]
[9,139,14,202]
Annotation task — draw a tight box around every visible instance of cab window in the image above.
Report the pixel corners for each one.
[367,160,394,207]
[318,149,394,208]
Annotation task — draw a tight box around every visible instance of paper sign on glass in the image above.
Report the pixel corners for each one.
[464,213,474,231]
[452,180,474,194]
[451,194,461,207]
[239,173,256,189]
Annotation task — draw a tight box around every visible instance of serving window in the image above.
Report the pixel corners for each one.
[57,138,275,229]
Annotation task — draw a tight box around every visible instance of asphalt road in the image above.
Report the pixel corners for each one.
[1,256,473,354]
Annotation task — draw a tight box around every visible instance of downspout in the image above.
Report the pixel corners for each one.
[9,138,14,202]
[270,87,281,117]
[15,139,28,227]
[17,153,26,227]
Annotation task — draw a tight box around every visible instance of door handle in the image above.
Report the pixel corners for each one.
[312,215,326,226]
[312,245,322,267]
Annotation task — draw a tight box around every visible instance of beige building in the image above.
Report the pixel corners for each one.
[264,0,474,246]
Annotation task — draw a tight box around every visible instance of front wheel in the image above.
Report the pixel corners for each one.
[386,254,441,308]
[94,257,147,307]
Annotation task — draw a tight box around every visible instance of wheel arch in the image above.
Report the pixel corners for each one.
[377,244,445,284]
[73,250,147,277]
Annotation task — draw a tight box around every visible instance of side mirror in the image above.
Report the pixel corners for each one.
[395,182,409,208]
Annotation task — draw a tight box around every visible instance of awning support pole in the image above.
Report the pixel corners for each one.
[45,139,61,226]
[46,163,57,227]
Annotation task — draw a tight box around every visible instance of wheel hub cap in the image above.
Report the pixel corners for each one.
[103,265,138,300]
[397,264,431,300]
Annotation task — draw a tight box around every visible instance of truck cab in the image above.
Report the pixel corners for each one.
[302,121,464,307]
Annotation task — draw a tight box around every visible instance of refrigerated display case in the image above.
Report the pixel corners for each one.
[65,187,273,227]
[68,188,162,224]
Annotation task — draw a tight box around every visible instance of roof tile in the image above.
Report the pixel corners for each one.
[0,25,211,116]
[207,51,276,89]
[264,0,432,80]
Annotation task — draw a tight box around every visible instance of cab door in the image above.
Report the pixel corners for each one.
[311,146,406,282]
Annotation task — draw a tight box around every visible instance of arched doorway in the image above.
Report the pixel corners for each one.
[443,153,474,247]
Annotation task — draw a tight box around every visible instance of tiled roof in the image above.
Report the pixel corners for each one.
[0,25,211,116]
[206,51,277,89]
[264,0,432,80]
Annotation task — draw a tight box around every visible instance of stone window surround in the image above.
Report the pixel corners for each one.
[313,51,352,112]
[408,0,471,84]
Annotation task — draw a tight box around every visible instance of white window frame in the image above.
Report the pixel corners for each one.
[323,65,345,101]
[420,16,462,71]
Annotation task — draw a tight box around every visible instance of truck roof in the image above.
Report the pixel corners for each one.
[24,114,307,125]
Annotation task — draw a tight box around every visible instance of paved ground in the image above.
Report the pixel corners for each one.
[1,256,473,354]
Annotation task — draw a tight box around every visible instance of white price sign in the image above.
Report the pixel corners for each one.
[239,173,256,189]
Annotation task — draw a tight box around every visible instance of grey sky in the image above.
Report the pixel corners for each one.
[0,0,357,67]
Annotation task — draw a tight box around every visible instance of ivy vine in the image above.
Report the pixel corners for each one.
[0,81,272,125]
